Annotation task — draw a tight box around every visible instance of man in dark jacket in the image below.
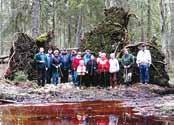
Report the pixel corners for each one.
[60,49,71,83]
[52,49,62,85]
[46,48,53,84]
[34,47,47,86]
[86,55,98,86]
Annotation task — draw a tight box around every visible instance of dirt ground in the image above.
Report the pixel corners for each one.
[0,64,173,119]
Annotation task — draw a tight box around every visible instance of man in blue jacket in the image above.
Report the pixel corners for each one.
[60,49,71,83]
[34,47,47,86]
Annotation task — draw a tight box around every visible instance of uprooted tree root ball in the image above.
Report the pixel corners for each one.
[82,7,169,86]
[6,32,38,80]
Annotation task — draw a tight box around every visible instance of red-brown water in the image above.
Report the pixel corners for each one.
[0,101,173,125]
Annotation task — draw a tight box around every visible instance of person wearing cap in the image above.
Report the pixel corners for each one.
[86,55,98,86]
[83,49,91,65]
[46,48,54,84]
[136,43,151,84]
[60,49,71,83]
[52,49,62,85]
[72,52,83,85]
[34,47,48,86]
[121,48,134,86]
[97,53,110,87]
[109,53,120,88]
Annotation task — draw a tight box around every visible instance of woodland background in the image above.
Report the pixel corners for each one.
[0,0,174,73]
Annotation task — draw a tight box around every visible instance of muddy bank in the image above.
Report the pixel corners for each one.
[0,79,173,118]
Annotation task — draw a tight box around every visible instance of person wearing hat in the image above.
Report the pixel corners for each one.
[52,49,62,85]
[71,52,83,86]
[136,43,151,84]
[60,48,71,83]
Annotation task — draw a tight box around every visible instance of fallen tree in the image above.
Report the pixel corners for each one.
[82,7,169,86]
[5,32,38,80]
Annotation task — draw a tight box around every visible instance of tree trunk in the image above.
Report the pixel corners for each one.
[67,16,71,48]
[140,3,145,42]
[160,0,170,70]
[75,9,82,48]
[31,0,40,38]
[0,0,3,55]
[169,0,174,72]
[147,0,152,41]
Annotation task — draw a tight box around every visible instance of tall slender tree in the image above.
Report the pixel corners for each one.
[31,0,40,38]
[169,0,174,72]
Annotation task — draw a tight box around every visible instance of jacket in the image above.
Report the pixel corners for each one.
[46,54,54,68]
[136,49,151,65]
[109,58,120,73]
[77,65,86,76]
[98,59,110,73]
[72,56,82,71]
[121,54,134,66]
[83,54,91,65]
[86,60,98,75]
[52,55,62,73]
[34,52,47,69]
[60,54,71,69]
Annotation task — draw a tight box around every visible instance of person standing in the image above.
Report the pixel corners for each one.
[86,55,98,86]
[98,53,110,88]
[136,43,151,84]
[70,50,77,83]
[121,48,134,86]
[46,48,53,84]
[72,52,83,86]
[77,60,86,88]
[60,49,71,83]
[109,53,120,88]
[83,49,91,65]
[52,49,62,85]
[34,47,47,86]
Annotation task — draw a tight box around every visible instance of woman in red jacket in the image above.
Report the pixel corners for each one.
[71,52,82,86]
[97,53,110,88]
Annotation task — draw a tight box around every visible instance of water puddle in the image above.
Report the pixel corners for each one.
[0,100,173,125]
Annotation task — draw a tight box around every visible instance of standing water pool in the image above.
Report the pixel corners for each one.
[0,100,173,125]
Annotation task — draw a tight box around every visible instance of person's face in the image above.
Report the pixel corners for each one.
[40,48,44,53]
[91,55,95,60]
[142,46,146,51]
[124,49,128,55]
[48,49,52,54]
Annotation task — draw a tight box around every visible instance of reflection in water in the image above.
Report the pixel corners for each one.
[0,101,173,125]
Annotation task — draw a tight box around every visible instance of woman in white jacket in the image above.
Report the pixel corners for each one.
[109,53,120,88]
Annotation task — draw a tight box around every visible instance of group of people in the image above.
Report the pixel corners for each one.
[34,43,151,88]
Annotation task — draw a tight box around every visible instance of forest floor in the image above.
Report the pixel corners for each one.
[0,79,173,118]
[0,64,173,119]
